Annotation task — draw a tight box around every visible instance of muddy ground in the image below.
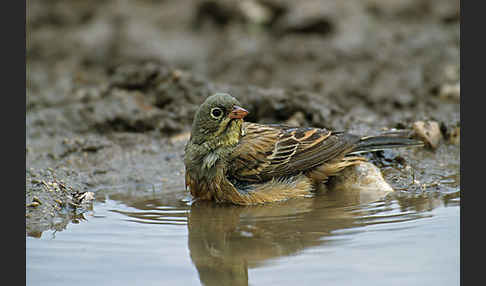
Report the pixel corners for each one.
[26,0,460,236]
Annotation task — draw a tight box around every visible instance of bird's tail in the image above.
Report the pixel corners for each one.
[349,133,424,155]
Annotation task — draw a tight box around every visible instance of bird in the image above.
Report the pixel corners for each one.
[184,93,423,205]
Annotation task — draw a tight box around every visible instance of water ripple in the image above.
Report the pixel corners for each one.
[110,206,189,226]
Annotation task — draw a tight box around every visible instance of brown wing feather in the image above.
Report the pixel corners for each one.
[229,123,360,182]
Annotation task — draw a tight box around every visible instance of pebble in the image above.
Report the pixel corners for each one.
[448,126,460,145]
[439,83,460,101]
[27,202,40,208]
[412,121,442,149]
[330,162,394,204]
[32,196,42,205]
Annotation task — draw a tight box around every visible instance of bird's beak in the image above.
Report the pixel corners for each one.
[228,106,249,119]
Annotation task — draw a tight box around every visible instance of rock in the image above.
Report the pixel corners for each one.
[27,202,40,208]
[329,162,394,204]
[439,82,460,101]
[412,120,442,149]
[193,0,287,29]
[238,0,273,25]
[73,191,95,206]
[448,126,460,145]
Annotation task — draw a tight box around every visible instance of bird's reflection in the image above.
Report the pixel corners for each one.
[187,184,443,286]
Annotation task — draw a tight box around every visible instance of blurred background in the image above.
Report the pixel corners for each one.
[27,0,459,137]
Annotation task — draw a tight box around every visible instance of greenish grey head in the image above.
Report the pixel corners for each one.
[190,93,248,145]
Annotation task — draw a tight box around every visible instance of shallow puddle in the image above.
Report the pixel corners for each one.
[26,184,459,286]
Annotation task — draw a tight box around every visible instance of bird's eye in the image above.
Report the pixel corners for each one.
[210,107,223,119]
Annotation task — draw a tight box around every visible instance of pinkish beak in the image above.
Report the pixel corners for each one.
[228,106,249,119]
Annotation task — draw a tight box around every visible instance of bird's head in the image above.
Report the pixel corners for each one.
[189,93,248,149]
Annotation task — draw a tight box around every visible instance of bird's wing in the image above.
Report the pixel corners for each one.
[229,122,360,182]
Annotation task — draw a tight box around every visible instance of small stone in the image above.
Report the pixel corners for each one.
[238,0,273,25]
[439,83,460,101]
[171,69,183,81]
[449,126,460,145]
[329,162,394,204]
[412,121,442,149]
[27,202,40,208]
[32,196,42,205]
[78,192,95,203]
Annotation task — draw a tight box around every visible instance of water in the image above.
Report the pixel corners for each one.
[26,185,459,286]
